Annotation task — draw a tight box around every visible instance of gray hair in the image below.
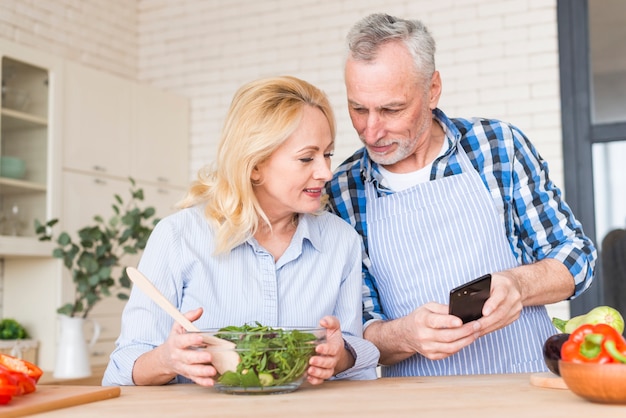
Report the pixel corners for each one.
[347,13,436,83]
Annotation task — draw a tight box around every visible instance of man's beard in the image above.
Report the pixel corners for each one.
[362,135,419,166]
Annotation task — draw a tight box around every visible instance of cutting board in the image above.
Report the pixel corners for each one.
[0,385,120,418]
[529,372,568,389]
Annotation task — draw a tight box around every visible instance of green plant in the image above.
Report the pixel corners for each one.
[35,178,160,319]
[0,319,29,340]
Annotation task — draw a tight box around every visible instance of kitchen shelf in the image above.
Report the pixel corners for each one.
[1,53,50,240]
[1,107,48,129]
[0,177,46,194]
[0,234,54,258]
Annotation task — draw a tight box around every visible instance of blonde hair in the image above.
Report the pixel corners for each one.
[178,75,335,254]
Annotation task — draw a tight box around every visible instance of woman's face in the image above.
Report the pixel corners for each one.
[252,105,334,223]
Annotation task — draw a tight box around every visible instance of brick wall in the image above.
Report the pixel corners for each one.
[136,0,564,187]
[0,0,568,318]
[0,0,137,78]
[0,0,564,185]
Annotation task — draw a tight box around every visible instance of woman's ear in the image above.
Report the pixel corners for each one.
[251,166,261,184]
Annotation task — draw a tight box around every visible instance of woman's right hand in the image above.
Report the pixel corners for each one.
[132,307,219,386]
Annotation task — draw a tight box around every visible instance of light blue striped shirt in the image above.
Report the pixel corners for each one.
[103,205,379,385]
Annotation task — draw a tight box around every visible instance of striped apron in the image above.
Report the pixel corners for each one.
[366,144,555,376]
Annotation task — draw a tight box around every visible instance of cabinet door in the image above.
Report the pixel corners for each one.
[140,182,187,219]
[131,84,189,187]
[61,172,141,300]
[0,41,63,241]
[88,302,124,367]
[64,62,131,176]
[62,171,130,235]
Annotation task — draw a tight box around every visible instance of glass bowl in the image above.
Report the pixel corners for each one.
[192,325,326,395]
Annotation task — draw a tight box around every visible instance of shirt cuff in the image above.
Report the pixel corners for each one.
[332,335,379,380]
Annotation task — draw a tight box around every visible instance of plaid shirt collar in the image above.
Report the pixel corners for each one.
[360,108,462,187]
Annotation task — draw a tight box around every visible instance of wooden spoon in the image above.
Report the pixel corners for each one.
[125,267,239,373]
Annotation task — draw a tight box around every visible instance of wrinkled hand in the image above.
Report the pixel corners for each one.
[369,271,529,366]
[156,307,219,386]
[394,302,479,361]
[306,316,347,385]
[398,272,523,361]
[475,271,523,337]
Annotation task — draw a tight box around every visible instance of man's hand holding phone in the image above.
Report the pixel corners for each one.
[448,274,492,323]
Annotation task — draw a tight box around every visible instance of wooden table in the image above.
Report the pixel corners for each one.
[32,374,625,417]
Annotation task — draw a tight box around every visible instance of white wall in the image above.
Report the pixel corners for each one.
[0,0,137,78]
[0,0,569,319]
[0,0,564,184]
[136,0,565,187]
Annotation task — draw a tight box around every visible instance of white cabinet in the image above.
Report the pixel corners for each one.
[63,62,132,177]
[141,183,187,218]
[60,63,190,370]
[1,40,63,371]
[1,42,190,372]
[132,83,189,187]
[64,61,189,187]
[0,41,62,240]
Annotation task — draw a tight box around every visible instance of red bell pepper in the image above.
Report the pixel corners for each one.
[0,354,43,383]
[0,369,19,405]
[0,354,43,403]
[0,365,36,396]
[561,323,626,364]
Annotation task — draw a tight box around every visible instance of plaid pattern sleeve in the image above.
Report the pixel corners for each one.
[325,149,386,323]
[444,113,597,297]
[504,122,596,296]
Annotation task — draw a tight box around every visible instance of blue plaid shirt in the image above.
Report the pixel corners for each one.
[325,108,597,324]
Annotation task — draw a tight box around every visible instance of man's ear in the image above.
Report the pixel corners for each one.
[429,70,442,110]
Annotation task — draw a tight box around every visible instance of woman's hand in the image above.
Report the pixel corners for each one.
[132,307,219,386]
[306,316,354,385]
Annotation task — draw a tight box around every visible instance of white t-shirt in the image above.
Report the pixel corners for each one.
[379,140,448,191]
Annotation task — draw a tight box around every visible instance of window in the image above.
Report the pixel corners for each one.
[559,0,626,316]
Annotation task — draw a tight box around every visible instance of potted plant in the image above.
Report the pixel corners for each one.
[0,318,38,365]
[35,177,160,318]
[34,177,160,378]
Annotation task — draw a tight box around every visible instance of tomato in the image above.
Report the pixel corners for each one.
[0,354,43,383]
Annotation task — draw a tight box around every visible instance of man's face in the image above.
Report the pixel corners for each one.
[345,41,440,172]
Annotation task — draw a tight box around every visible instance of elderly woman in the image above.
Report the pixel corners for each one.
[103,76,379,386]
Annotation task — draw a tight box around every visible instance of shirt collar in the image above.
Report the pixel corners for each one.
[245,213,322,255]
[292,214,323,253]
[433,108,462,150]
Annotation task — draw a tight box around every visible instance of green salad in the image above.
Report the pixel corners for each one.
[215,323,319,388]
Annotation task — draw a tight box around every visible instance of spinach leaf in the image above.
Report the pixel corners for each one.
[215,323,318,388]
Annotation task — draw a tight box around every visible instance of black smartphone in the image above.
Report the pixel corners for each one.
[448,274,492,323]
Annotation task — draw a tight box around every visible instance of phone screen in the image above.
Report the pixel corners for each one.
[448,274,492,323]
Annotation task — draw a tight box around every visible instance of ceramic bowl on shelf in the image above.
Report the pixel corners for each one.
[559,360,626,404]
[191,325,326,395]
[0,156,26,179]
[1,86,30,111]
